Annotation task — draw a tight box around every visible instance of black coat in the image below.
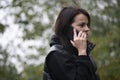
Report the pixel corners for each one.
[43,35,100,80]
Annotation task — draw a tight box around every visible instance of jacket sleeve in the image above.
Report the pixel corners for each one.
[45,51,95,80]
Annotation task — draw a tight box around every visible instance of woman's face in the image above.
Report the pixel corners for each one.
[71,13,90,38]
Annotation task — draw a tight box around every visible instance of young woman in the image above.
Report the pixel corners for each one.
[43,6,100,80]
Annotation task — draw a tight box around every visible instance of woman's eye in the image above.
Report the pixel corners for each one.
[79,23,86,27]
[78,23,89,27]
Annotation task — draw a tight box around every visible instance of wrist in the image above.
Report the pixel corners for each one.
[78,50,87,56]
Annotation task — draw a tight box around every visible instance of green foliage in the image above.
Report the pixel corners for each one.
[88,1,120,79]
[0,64,18,80]
[0,48,18,80]
[0,23,5,33]
[18,64,43,80]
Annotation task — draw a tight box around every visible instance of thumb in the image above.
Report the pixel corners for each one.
[70,40,75,46]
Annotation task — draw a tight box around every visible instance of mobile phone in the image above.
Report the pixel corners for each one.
[66,25,78,40]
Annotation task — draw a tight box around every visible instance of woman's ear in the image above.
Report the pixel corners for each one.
[71,23,79,35]
[71,23,75,28]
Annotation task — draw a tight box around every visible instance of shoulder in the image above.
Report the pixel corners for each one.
[46,45,63,59]
[46,49,60,59]
[45,45,70,61]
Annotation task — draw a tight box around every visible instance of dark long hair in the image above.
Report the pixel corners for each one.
[54,6,90,47]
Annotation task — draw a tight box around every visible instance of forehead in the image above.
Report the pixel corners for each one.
[74,14,88,23]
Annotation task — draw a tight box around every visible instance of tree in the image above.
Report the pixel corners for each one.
[0,47,18,80]
[18,64,43,80]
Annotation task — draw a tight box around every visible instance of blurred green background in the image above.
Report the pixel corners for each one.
[0,0,120,80]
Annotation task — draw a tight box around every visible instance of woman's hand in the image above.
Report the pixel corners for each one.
[70,29,87,56]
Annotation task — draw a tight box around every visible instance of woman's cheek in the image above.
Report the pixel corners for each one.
[76,27,82,32]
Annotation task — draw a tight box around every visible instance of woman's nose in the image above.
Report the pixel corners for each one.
[84,25,90,31]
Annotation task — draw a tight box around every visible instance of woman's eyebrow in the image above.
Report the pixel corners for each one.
[78,22,87,24]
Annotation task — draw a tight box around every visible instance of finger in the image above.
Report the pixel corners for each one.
[70,40,75,47]
[81,33,84,39]
[83,33,87,40]
[78,31,82,38]
[73,29,77,39]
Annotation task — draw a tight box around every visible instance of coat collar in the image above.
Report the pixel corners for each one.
[50,34,95,55]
